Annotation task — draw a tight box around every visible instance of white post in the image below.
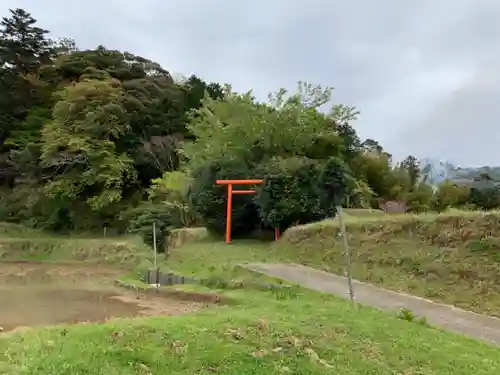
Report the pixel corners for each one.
[153,222,157,268]
[337,206,355,303]
[153,222,159,288]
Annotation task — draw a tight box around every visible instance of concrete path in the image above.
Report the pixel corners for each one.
[242,262,500,346]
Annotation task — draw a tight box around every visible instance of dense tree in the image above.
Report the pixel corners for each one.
[433,181,470,211]
[183,83,348,171]
[0,8,55,156]
[0,9,54,151]
[401,155,420,187]
[189,158,259,237]
[0,8,54,74]
[0,8,226,230]
[0,7,498,239]
[186,84,354,234]
[40,78,135,209]
[469,174,500,210]
[256,157,331,232]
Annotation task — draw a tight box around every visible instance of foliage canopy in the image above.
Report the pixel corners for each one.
[0,8,498,241]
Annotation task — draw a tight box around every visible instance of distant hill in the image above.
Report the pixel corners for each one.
[420,158,500,186]
[453,166,500,180]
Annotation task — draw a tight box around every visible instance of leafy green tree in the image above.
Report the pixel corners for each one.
[344,177,373,208]
[469,175,500,210]
[127,202,173,250]
[148,171,199,228]
[185,83,359,235]
[0,8,55,149]
[189,158,259,237]
[183,82,352,171]
[40,78,135,210]
[255,157,326,231]
[361,139,384,155]
[470,186,500,210]
[336,121,361,161]
[255,156,349,232]
[0,8,54,74]
[401,155,421,188]
[351,152,394,204]
[0,10,225,229]
[433,181,470,211]
[0,6,471,235]
[406,182,434,212]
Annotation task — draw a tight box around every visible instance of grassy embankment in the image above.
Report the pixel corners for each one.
[277,209,500,316]
[1,212,500,374]
[0,222,154,270]
[163,209,500,316]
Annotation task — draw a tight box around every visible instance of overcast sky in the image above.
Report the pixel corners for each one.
[3,0,500,166]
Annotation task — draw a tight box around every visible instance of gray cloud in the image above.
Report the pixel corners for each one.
[3,0,500,166]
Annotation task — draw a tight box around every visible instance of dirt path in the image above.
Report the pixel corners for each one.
[243,263,500,346]
[0,262,208,332]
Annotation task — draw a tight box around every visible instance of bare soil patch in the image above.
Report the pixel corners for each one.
[0,262,208,332]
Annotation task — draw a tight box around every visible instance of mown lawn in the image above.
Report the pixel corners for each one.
[163,239,278,279]
[1,287,499,375]
[1,231,500,374]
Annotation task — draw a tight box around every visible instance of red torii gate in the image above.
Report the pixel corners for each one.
[216,179,280,243]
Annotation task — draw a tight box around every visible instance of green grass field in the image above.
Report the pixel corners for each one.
[2,283,499,374]
[1,214,500,374]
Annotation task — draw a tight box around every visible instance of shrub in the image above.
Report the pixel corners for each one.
[255,157,347,232]
[126,202,172,251]
[188,158,261,237]
[432,181,470,212]
[318,156,349,210]
[0,184,74,231]
[470,184,500,210]
[149,171,200,228]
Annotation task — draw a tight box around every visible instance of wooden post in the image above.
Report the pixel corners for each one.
[225,184,233,244]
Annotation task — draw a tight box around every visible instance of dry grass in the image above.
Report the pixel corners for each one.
[0,237,152,268]
[276,210,500,316]
[166,227,209,250]
[342,208,388,219]
[0,223,154,271]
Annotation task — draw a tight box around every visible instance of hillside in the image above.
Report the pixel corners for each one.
[276,209,500,316]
